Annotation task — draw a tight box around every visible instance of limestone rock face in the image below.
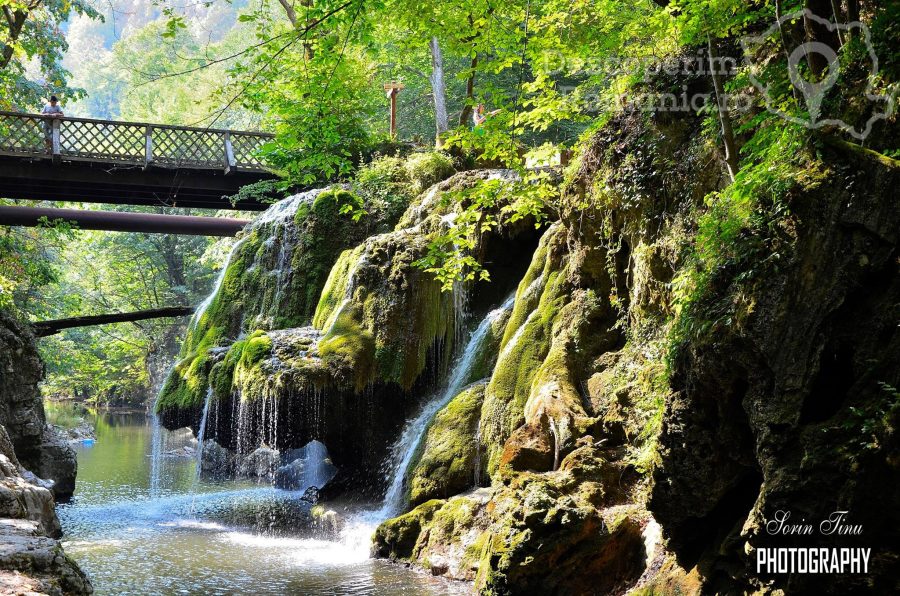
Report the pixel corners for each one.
[375,72,899,593]
[0,312,77,502]
[0,314,89,594]
[157,170,539,496]
[0,519,92,596]
[650,142,900,593]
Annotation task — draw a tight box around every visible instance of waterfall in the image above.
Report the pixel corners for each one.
[148,410,164,499]
[189,236,247,331]
[151,228,253,498]
[194,388,214,479]
[378,291,516,518]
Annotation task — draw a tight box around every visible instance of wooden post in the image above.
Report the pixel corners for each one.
[383,81,405,139]
[144,125,153,170]
[51,119,61,164]
[223,132,236,174]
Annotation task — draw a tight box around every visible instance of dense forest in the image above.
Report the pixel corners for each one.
[0,0,897,594]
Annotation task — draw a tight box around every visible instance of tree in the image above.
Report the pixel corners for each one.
[0,0,100,109]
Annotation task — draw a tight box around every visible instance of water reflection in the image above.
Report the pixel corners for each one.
[54,406,466,595]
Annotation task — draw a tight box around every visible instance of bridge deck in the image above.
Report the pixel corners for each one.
[0,112,276,210]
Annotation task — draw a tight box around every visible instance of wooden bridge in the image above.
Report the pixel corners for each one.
[0,111,276,210]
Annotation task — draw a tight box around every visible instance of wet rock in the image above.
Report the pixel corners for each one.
[237,447,280,480]
[200,440,235,475]
[407,383,485,506]
[0,422,90,594]
[274,440,337,491]
[372,499,444,560]
[164,445,196,458]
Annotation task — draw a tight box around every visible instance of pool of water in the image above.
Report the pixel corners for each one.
[55,408,466,595]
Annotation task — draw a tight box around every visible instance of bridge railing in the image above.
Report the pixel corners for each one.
[0,111,274,172]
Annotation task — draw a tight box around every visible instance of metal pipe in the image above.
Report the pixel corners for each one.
[0,206,250,236]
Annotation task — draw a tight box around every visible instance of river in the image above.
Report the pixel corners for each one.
[53,407,466,595]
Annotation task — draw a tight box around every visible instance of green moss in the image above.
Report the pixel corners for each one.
[155,350,212,412]
[293,201,310,225]
[242,332,273,365]
[312,245,365,330]
[480,226,571,475]
[407,382,486,506]
[404,152,455,194]
[373,499,444,560]
[311,188,364,220]
[318,310,375,392]
[369,270,455,390]
[314,225,458,392]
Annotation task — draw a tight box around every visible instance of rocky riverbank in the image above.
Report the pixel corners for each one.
[0,312,91,595]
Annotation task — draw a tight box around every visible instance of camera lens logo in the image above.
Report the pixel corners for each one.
[741,10,896,140]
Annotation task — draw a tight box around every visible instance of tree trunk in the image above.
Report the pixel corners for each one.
[429,37,449,146]
[0,9,28,70]
[707,36,739,181]
[277,0,298,26]
[458,53,478,127]
[32,307,193,337]
[847,0,860,39]
[804,0,840,76]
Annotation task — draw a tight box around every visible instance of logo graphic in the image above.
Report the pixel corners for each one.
[741,10,896,139]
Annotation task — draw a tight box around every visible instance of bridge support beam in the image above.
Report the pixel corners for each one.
[0,206,250,236]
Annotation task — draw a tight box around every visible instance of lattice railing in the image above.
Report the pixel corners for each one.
[0,111,273,172]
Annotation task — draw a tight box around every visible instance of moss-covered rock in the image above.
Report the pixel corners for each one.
[159,184,410,414]
[372,498,444,560]
[478,224,573,475]
[407,382,485,506]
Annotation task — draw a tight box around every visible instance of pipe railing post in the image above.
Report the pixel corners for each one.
[223,131,236,174]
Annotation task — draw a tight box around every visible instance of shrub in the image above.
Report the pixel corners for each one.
[404,152,455,194]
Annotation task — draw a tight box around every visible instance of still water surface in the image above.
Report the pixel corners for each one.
[56,409,465,595]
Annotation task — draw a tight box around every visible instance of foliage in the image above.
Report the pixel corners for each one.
[670,116,810,357]
[414,170,555,291]
[0,0,101,109]
[0,210,76,313]
[19,208,219,403]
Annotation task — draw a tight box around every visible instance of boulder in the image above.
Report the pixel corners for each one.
[274,440,337,491]
[237,447,280,480]
[34,428,77,501]
[0,312,78,501]
[199,439,235,475]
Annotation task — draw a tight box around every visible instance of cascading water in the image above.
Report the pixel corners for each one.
[378,291,516,518]
[189,236,247,331]
[187,388,215,513]
[75,190,472,593]
[195,388,214,477]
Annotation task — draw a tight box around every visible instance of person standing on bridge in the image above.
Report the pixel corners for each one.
[41,96,64,154]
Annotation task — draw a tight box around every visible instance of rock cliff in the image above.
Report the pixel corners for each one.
[0,312,91,595]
